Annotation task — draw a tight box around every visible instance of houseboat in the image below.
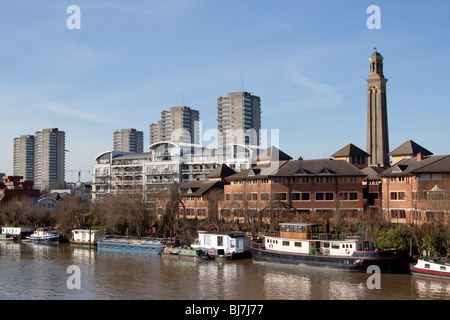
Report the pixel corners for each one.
[250,222,406,272]
[161,246,205,260]
[1,227,33,240]
[70,229,102,247]
[26,228,59,243]
[190,231,251,259]
[408,258,450,279]
[97,236,166,254]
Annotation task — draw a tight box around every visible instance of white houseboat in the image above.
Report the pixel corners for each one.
[1,227,32,240]
[70,229,103,247]
[250,222,407,272]
[409,258,450,278]
[191,231,250,259]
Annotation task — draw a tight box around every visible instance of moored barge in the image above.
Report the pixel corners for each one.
[97,236,166,254]
[250,222,407,272]
[191,231,251,259]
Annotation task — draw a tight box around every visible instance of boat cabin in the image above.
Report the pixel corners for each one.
[265,222,376,257]
[191,231,250,257]
[71,229,102,245]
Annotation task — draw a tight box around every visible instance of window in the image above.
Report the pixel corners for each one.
[274,177,287,184]
[425,264,430,269]
[217,236,223,246]
[391,210,406,219]
[233,193,244,201]
[261,178,269,184]
[339,192,358,201]
[225,193,231,201]
[282,241,290,246]
[390,191,406,201]
[440,266,446,271]
[292,192,310,201]
[247,193,258,201]
[260,192,269,201]
[294,242,302,247]
[204,235,211,246]
[316,192,334,201]
[274,193,287,201]
[292,177,310,184]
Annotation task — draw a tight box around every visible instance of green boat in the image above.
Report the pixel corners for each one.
[161,246,205,260]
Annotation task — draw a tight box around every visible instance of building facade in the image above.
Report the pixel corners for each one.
[91,142,258,201]
[217,92,261,148]
[366,50,390,167]
[34,128,66,190]
[13,135,35,181]
[380,142,450,224]
[149,106,200,145]
[113,128,144,153]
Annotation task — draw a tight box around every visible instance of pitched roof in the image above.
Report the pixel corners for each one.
[225,161,288,180]
[274,159,366,177]
[205,164,236,179]
[360,166,388,180]
[380,155,450,176]
[388,140,433,157]
[331,143,370,158]
[257,146,292,161]
[179,180,223,197]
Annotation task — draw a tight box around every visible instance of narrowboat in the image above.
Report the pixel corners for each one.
[97,236,166,254]
[190,231,251,259]
[26,228,59,243]
[408,258,450,279]
[161,246,205,260]
[250,222,406,272]
[70,229,102,247]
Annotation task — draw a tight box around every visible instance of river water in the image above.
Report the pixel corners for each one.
[1,242,449,300]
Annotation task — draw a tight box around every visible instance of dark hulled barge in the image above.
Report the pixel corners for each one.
[250,222,407,273]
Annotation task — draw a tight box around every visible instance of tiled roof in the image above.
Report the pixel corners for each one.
[380,155,450,176]
[332,143,370,158]
[388,140,432,157]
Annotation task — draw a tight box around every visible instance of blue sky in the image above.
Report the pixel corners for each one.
[1,1,449,183]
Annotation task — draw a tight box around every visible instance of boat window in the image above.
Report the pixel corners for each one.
[204,235,211,246]
[217,236,223,246]
[324,242,330,248]
[440,266,446,271]
[425,264,430,269]
[282,241,289,246]
[349,244,352,249]
[332,244,339,249]
[294,242,302,247]
[230,239,235,248]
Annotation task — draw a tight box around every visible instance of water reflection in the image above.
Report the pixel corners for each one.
[1,243,450,300]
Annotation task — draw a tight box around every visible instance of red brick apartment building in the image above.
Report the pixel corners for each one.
[220,157,367,222]
[380,141,450,224]
[0,176,40,203]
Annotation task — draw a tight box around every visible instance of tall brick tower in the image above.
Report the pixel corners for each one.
[366,49,389,167]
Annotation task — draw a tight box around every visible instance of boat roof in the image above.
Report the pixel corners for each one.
[197,231,247,238]
[279,222,322,226]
